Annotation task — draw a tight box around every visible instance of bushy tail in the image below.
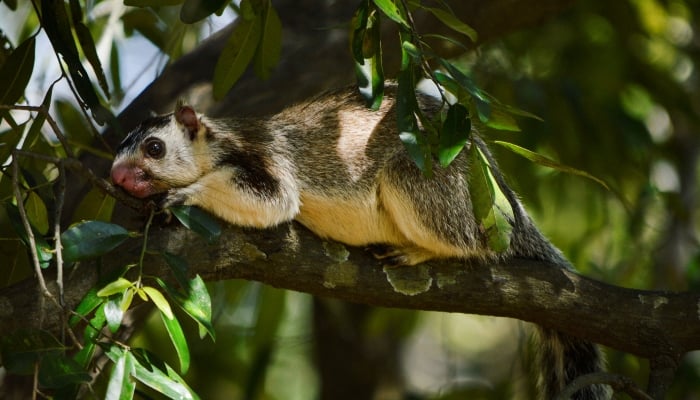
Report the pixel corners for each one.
[537,328,610,399]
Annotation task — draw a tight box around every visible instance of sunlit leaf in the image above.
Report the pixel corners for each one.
[438,103,471,167]
[372,0,408,28]
[73,304,106,368]
[120,348,198,400]
[143,286,174,319]
[159,308,190,374]
[157,275,214,340]
[105,349,136,400]
[493,141,610,190]
[70,288,103,326]
[213,12,262,99]
[469,145,513,252]
[104,297,124,333]
[169,205,221,242]
[61,220,130,262]
[253,0,281,79]
[97,277,133,297]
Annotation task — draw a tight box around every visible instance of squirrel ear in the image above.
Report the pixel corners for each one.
[175,104,200,140]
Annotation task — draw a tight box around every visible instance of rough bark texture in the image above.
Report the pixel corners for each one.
[2,222,699,359]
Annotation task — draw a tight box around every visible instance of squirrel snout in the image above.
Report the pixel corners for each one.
[110,163,133,188]
[110,163,154,198]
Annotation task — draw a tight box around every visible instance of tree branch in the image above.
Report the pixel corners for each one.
[2,221,698,363]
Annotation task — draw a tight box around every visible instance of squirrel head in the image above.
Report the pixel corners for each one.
[111,104,212,198]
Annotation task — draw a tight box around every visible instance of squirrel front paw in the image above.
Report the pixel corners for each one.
[160,189,189,209]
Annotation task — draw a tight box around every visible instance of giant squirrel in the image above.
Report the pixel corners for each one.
[111,82,610,399]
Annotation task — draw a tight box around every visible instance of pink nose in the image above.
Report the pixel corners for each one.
[111,163,129,187]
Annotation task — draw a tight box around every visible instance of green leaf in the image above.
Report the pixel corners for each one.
[0,126,24,166]
[396,55,430,174]
[73,304,107,368]
[40,0,112,124]
[71,186,116,222]
[104,297,125,333]
[422,6,477,42]
[0,329,64,375]
[122,9,168,50]
[493,141,610,190]
[157,275,214,340]
[61,220,130,263]
[213,13,263,99]
[468,145,513,252]
[4,202,53,269]
[143,286,174,319]
[70,288,103,326]
[350,1,369,63]
[97,277,133,297]
[0,36,35,108]
[350,2,384,110]
[372,0,409,28]
[105,349,136,400]
[438,60,487,102]
[180,0,229,23]
[438,104,471,167]
[252,0,282,79]
[478,102,520,131]
[159,307,191,374]
[25,191,49,235]
[169,205,221,242]
[73,21,110,98]
[162,251,190,289]
[117,348,198,400]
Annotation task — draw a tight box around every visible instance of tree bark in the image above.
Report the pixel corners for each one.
[2,222,698,362]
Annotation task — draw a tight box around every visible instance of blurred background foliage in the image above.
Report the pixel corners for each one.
[1,0,700,398]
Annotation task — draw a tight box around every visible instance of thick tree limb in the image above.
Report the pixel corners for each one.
[1,221,698,364]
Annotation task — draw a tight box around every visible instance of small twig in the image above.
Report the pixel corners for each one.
[555,372,652,400]
[61,158,146,211]
[12,150,54,302]
[32,360,39,400]
[54,161,66,306]
[0,104,75,158]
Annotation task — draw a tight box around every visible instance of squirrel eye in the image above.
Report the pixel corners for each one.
[144,138,165,159]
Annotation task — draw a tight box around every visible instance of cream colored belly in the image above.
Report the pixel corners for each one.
[295,192,406,246]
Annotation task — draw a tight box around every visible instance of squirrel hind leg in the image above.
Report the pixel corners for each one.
[367,244,436,267]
